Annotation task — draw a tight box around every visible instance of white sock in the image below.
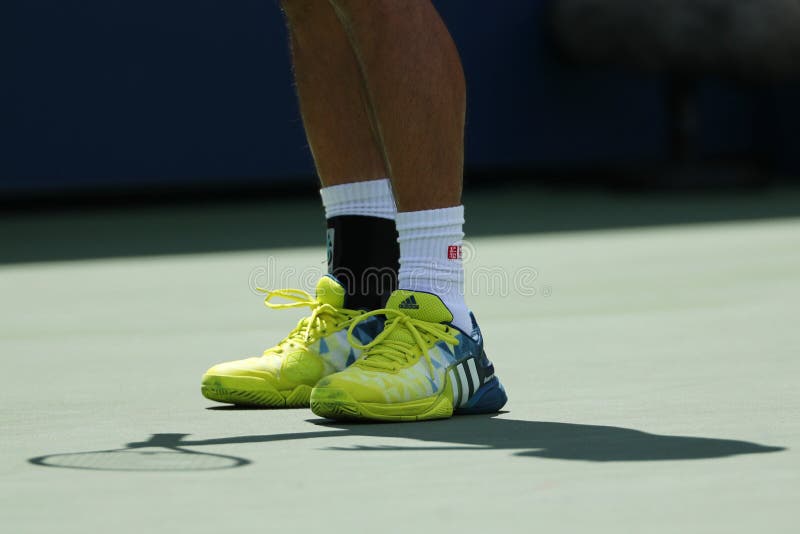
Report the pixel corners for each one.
[395,205,472,333]
[319,178,396,220]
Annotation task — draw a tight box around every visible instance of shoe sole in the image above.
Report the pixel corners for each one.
[310,375,507,422]
[201,375,312,408]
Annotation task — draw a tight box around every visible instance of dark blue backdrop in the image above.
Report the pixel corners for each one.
[3,0,798,195]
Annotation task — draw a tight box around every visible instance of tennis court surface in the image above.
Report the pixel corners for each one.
[2,186,798,533]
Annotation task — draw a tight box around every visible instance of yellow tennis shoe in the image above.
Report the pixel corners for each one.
[201,275,383,407]
[310,289,507,421]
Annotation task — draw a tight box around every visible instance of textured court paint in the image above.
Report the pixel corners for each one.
[1,216,799,533]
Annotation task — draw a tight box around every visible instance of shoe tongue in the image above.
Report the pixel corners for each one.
[315,275,346,308]
[386,290,454,324]
[359,290,454,363]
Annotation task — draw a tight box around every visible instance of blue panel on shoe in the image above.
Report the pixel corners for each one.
[456,376,508,414]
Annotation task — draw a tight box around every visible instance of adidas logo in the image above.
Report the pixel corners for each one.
[398,295,419,310]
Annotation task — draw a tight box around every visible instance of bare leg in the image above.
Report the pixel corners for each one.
[327,0,465,211]
[281,0,387,186]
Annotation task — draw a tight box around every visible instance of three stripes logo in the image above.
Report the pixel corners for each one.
[398,295,419,310]
[449,357,485,408]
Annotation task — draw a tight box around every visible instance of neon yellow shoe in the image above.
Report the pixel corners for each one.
[310,290,507,421]
[201,275,384,408]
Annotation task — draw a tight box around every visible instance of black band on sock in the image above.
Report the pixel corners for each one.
[327,215,399,310]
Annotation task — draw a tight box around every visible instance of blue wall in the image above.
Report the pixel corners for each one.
[3,0,798,195]
[5,0,308,192]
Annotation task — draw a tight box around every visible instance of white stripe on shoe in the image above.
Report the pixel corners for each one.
[457,364,470,407]
[467,358,480,394]
[449,368,460,407]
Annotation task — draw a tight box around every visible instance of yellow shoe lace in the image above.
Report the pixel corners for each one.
[346,309,460,375]
[257,288,360,354]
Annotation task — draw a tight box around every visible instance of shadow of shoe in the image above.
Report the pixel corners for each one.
[28,415,784,471]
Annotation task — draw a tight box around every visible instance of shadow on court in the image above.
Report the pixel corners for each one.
[4,184,800,264]
[28,415,784,471]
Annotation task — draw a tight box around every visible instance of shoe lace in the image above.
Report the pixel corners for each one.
[257,288,360,354]
[346,309,460,375]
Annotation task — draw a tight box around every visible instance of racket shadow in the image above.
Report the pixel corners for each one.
[28,433,251,472]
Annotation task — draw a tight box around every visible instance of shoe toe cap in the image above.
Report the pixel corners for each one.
[202,351,326,389]
[203,356,280,380]
[314,370,389,404]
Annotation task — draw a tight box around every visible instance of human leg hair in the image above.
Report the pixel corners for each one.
[326,0,465,211]
[281,0,387,186]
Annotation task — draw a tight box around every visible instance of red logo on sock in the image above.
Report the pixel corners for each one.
[448,245,462,260]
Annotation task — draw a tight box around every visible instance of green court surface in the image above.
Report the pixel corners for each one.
[1,187,799,533]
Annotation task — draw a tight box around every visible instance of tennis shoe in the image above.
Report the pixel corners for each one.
[310,289,507,421]
[201,275,383,407]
